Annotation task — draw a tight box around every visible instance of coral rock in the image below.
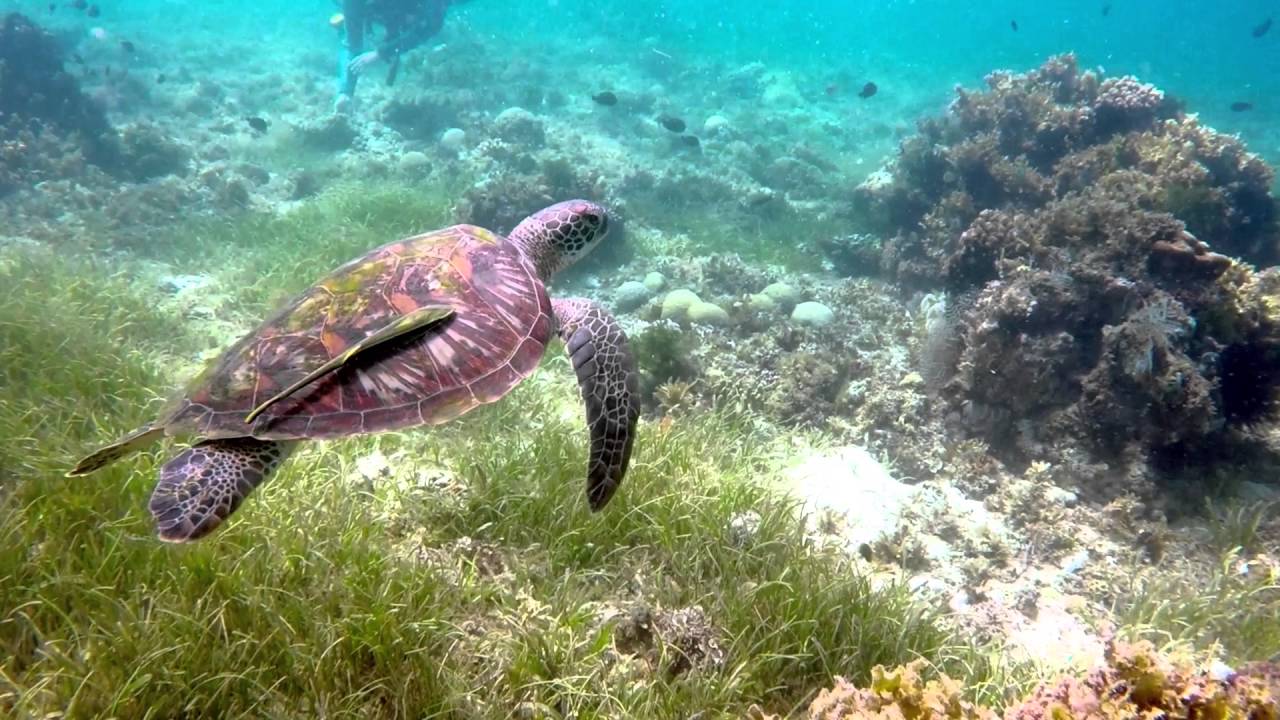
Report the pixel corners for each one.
[792,301,836,328]
[660,288,702,321]
[861,54,1280,496]
[688,300,730,325]
[613,280,653,313]
[492,106,546,146]
[0,12,121,189]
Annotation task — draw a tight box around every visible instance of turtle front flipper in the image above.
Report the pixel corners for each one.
[245,303,455,423]
[553,298,641,510]
[149,437,293,542]
[66,425,165,476]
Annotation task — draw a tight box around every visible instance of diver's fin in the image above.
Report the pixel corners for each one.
[66,424,165,477]
[244,304,455,423]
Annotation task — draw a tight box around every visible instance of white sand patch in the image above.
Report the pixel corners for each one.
[781,445,914,552]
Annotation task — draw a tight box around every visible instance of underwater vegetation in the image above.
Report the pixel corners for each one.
[854,54,1280,502]
[1113,546,1280,665]
[2,0,1279,705]
[1,197,1019,717]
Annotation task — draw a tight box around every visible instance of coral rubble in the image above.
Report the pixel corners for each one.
[855,54,1280,500]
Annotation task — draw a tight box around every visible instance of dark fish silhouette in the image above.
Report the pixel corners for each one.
[120,40,134,53]
[657,114,685,133]
[156,73,166,84]
[48,3,56,12]
[70,0,86,9]
[86,4,99,17]
[1253,17,1272,38]
[858,81,877,98]
[591,91,617,106]
[1010,19,1018,31]
[1102,3,1111,15]
[679,135,700,148]
[1230,102,1253,112]
[245,117,269,133]
[71,52,84,64]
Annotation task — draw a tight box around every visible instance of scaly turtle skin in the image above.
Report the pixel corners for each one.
[69,200,640,542]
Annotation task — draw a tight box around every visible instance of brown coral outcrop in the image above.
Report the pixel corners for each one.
[855,54,1280,500]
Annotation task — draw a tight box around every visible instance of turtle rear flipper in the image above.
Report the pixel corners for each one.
[66,425,164,476]
[553,298,641,510]
[149,437,292,542]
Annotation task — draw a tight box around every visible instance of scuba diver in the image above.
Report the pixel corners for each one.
[332,0,456,112]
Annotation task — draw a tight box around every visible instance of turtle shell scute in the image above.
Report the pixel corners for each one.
[161,225,554,440]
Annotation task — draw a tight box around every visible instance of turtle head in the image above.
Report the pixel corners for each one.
[509,199,611,281]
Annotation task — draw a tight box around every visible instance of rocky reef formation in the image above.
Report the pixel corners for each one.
[853,54,1280,501]
[0,12,119,193]
[0,11,193,233]
[750,640,1279,720]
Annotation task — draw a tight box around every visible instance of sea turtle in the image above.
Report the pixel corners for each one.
[68,199,640,542]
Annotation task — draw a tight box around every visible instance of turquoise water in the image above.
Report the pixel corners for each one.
[15,0,1277,151]
[2,0,1271,209]
[573,0,1278,151]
